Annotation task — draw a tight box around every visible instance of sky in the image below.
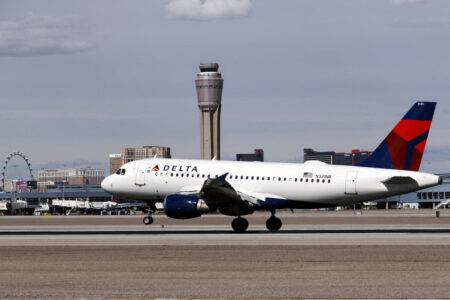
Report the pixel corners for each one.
[0,0,450,174]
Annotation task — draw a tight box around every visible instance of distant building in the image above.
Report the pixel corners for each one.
[37,168,105,187]
[351,149,371,165]
[121,146,171,164]
[236,149,264,162]
[303,148,372,165]
[303,148,335,164]
[109,154,123,175]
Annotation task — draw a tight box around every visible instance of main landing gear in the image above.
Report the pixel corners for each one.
[266,216,282,231]
[231,212,283,233]
[266,211,282,232]
[231,217,249,233]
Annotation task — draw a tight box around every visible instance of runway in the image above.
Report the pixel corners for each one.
[1,211,450,298]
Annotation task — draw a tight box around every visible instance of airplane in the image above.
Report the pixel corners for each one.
[101,102,442,232]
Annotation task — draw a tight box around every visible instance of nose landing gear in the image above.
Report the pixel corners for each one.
[143,215,153,225]
[231,217,249,233]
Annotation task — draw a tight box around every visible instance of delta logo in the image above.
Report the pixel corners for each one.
[152,165,159,172]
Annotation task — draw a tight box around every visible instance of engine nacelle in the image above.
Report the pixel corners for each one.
[164,194,209,219]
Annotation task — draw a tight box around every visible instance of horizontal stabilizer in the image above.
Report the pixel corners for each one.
[382,176,417,185]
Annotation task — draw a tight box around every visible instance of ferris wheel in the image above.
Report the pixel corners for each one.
[1,151,34,190]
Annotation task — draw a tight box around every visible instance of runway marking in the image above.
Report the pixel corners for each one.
[1,228,450,235]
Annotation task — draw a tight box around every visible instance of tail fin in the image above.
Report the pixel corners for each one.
[358,101,436,171]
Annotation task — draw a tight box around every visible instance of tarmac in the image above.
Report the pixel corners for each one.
[0,210,450,299]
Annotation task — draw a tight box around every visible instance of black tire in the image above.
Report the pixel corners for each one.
[266,216,282,231]
[143,216,153,225]
[231,217,249,233]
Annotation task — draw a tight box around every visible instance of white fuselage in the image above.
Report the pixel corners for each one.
[102,158,441,207]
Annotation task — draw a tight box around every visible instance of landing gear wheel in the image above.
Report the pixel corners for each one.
[266,216,282,231]
[231,217,249,233]
[143,216,153,225]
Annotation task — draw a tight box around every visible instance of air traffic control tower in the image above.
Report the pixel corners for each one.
[195,63,223,160]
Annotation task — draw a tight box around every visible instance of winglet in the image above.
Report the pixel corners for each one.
[217,173,229,184]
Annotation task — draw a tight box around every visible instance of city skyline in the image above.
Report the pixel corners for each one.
[1,0,450,173]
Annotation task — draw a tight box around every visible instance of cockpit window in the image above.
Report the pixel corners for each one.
[115,168,126,175]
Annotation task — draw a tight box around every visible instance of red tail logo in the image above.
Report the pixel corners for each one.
[152,165,159,171]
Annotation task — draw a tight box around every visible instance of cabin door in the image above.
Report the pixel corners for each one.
[345,171,357,195]
[135,165,146,186]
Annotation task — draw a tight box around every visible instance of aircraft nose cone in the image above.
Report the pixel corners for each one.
[101,176,111,192]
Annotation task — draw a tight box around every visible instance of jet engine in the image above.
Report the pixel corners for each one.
[164,194,209,219]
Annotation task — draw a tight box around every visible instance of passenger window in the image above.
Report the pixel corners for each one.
[305,179,308,182]
[328,179,331,183]
[240,176,243,179]
[322,179,325,183]
[197,174,200,178]
[246,176,249,180]
[300,178,303,182]
[170,173,173,177]
[278,177,281,181]
[116,169,121,175]
[311,179,314,183]
[294,178,297,182]
[267,177,270,181]
[256,176,259,180]
[283,178,287,181]
[176,173,179,177]
[251,176,254,180]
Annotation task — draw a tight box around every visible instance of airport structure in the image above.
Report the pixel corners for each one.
[304,148,371,165]
[109,154,123,175]
[122,146,171,164]
[37,167,105,189]
[236,149,264,162]
[196,63,223,160]
[109,146,171,174]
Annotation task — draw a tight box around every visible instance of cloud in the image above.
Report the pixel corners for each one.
[390,0,425,5]
[165,0,252,20]
[0,14,93,57]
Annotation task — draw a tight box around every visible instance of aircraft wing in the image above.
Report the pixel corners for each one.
[194,173,288,211]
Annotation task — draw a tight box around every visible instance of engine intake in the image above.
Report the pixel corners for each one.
[164,194,209,219]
